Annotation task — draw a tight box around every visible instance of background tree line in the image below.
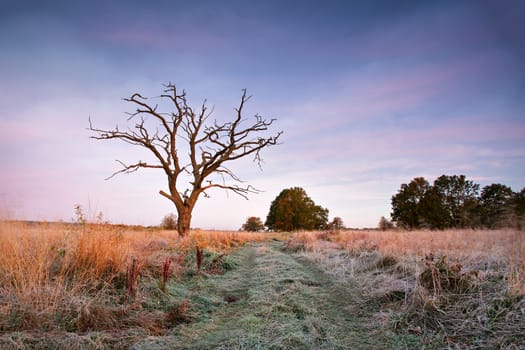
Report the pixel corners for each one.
[391,175,525,230]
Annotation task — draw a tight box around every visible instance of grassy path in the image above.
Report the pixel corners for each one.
[134,240,396,349]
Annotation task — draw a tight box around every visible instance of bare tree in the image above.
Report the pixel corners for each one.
[89,83,282,236]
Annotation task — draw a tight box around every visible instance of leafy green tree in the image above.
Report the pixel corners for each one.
[418,186,450,229]
[513,188,525,229]
[391,175,482,230]
[479,184,514,228]
[241,216,265,232]
[432,175,479,228]
[265,187,329,231]
[391,177,430,229]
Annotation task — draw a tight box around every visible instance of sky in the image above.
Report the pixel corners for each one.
[1,0,524,229]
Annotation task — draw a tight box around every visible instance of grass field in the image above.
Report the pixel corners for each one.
[287,229,525,348]
[0,221,523,349]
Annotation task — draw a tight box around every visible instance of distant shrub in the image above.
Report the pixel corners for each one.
[241,216,265,232]
[161,213,177,230]
[378,216,394,231]
[328,217,345,231]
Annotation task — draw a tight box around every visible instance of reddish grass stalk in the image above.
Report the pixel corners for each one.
[196,246,203,272]
[126,257,140,300]
[160,256,173,292]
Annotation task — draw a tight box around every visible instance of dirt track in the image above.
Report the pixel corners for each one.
[134,241,397,349]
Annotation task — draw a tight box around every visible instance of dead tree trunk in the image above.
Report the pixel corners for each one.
[177,203,193,236]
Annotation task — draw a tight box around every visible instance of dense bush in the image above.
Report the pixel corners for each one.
[161,213,177,230]
[241,217,265,232]
[378,216,394,231]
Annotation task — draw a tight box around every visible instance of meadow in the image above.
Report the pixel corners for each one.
[0,221,523,349]
[286,229,524,348]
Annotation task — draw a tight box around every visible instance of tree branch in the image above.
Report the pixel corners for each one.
[105,160,164,180]
[200,182,261,200]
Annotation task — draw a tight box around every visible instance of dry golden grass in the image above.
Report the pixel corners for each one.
[0,222,67,318]
[0,220,278,333]
[177,229,281,253]
[1,220,523,348]
[288,228,524,265]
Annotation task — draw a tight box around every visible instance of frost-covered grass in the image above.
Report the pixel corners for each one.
[286,229,525,348]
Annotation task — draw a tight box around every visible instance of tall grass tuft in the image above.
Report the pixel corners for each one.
[160,256,173,292]
[0,221,133,330]
[126,257,141,300]
[0,222,69,329]
[62,223,131,284]
[196,246,204,272]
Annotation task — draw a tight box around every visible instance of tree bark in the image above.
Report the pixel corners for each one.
[177,205,192,236]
